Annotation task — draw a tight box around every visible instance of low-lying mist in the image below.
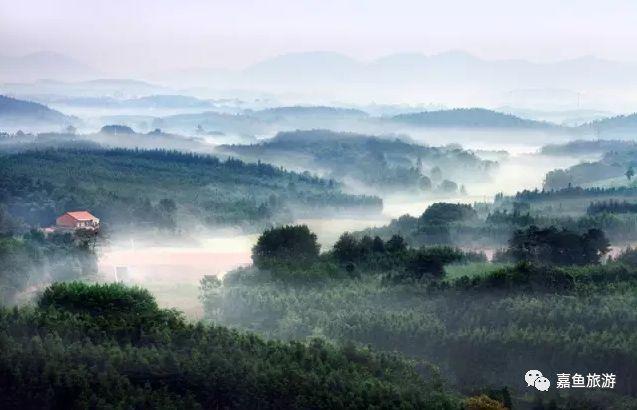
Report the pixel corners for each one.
[94,148,582,317]
[98,229,256,318]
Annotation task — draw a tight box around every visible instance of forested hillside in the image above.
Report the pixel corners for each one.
[390,108,559,129]
[0,148,381,231]
[0,95,77,130]
[580,113,637,138]
[201,224,637,409]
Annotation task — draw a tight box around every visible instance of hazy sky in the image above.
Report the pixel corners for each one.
[2,0,637,75]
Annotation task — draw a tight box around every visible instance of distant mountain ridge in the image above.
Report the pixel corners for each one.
[1,78,167,99]
[145,50,637,109]
[12,82,637,138]
[0,95,76,130]
[389,108,559,129]
[125,95,213,108]
[0,51,98,82]
[6,50,637,110]
[104,105,566,138]
[241,51,637,90]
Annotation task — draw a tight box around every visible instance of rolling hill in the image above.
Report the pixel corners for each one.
[0,95,77,130]
[390,108,559,129]
[581,113,637,138]
[218,129,497,193]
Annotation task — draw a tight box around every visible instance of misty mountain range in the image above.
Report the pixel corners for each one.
[0,51,98,82]
[106,105,561,138]
[4,50,637,108]
[239,51,637,89]
[1,78,167,99]
[153,51,637,95]
[4,93,637,139]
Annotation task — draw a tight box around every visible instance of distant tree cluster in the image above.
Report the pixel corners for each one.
[486,209,535,226]
[448,262,575,293]
[501,225,610,266]
[515,185,637,202]
[332,233,406,263]
[587,199,637,215]
[99,124,135,134]
[249,225,485,282]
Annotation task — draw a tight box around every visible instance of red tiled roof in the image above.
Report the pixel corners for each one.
[65,211,98,221]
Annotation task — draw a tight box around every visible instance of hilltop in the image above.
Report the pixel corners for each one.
[390,108,559,129]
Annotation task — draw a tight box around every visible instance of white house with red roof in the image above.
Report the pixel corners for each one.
[55,211,100,231]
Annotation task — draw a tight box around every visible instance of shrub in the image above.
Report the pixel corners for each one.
[39,281,159,316]
[406,247,465,279]
[464,395,507,410]
[419,203,477,226]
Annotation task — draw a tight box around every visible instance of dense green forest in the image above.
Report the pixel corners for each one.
[4,104,637,409]
[219,130,495,193]
[201,225,637,409]
[8,4,637,408]
[0,147,381,231]
[0,282,461,409]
